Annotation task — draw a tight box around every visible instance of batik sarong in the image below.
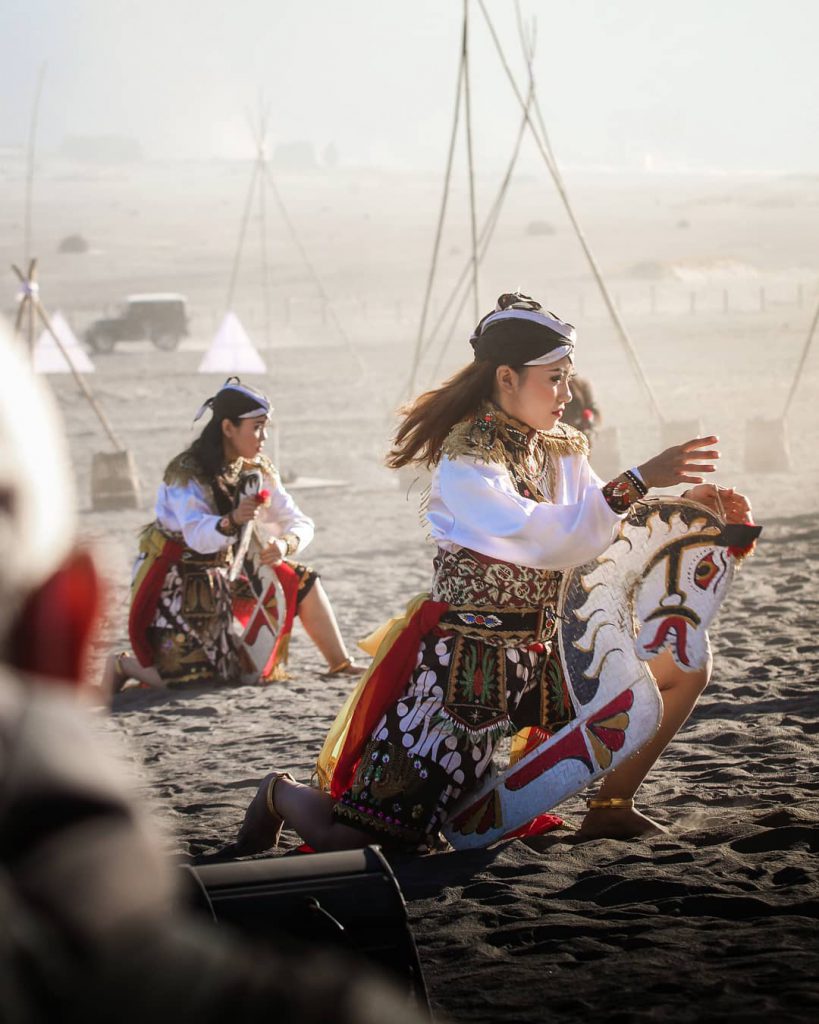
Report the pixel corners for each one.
[327,548,572,848]
[129,525,317,687]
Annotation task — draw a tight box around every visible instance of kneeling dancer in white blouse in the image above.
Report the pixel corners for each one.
[232,292,750,854]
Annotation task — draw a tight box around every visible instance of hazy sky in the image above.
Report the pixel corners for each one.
[1,0,818,174]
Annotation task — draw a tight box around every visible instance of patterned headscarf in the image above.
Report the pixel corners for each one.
[193,377,271,423]
[470,292,575,367]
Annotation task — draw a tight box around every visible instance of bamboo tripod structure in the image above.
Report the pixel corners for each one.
[13,260,123,451]
[226,99,365,375]
[16,69,140,506]
[12,260,140,507]
[404,1,664,428]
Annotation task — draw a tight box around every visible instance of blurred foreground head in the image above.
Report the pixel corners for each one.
[0,323,98,683]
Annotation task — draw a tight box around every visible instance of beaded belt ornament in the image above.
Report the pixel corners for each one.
[439,605,557,646]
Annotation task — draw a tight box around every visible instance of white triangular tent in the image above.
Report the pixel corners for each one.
[34,311,95,374]
[198,312,267,374]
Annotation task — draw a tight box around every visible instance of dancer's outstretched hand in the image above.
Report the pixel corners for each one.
[637,436,720,488]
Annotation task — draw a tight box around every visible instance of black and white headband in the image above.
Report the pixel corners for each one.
[470,294,576,367]
[193,377,271,423]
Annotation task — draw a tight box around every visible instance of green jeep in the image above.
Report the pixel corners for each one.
[85,293,189,353]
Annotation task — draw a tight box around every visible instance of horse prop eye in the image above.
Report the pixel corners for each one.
[694,552,720,590]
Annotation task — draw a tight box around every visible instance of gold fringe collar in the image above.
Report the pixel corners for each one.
[164,451,279,488]
[440,403,588,501]
[441,403,588,465]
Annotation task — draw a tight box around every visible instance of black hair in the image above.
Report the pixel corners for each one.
[192,412,243,479]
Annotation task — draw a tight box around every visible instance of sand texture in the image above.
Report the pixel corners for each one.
[13,166,819,1022]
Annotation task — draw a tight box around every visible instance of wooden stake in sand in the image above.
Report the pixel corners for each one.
[12,260,141,510]
[743,287,819,473]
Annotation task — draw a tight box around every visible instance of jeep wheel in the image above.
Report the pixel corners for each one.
[153,332,180,351]
[87,330,115,354]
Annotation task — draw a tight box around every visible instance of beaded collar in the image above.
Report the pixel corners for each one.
[441,401,588,502]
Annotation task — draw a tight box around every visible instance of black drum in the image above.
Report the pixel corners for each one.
[184,846,429,1013]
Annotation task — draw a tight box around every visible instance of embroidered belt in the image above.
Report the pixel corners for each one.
[179,548,231,568]
[432,546,561,611]
[439,605,556,646]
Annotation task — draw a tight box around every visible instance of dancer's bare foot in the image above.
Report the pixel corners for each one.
[233,771,295,856]
[102,652,166,692]
[320,657,366,678]
[101,651,130,696]
[576,803,668,841]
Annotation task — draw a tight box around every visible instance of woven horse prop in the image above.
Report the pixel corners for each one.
[229,470,289,684]
[444,496,761,850]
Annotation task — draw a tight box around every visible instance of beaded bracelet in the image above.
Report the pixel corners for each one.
[623,468,648,498]
[215,512,239,536]
[602,471,648,515]
[282,531,299,557]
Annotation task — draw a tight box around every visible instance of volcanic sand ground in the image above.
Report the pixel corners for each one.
[13,164,819,1022]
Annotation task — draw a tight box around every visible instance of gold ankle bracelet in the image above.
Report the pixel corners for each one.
[265,778,279,817]
[327,657,352,674]
[586,797,634,810]
[265,773,293,818]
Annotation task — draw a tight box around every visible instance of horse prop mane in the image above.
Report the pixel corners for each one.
[444,496,759,850]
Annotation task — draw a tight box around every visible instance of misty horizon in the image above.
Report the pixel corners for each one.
[1,0,818,177]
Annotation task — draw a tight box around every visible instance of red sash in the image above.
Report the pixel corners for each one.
[330,599,448,798]
[128,534,184,667]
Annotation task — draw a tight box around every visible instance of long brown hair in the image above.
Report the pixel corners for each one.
[388,361,515,469]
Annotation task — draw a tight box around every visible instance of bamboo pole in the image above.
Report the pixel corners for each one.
[23,64,46,277]
[477,0,664,423]
[226,158,260,312]
[462,0,480,325]
[416,30,537,385]
[12,262,124,451]
[782,286,819,419]
[404,33,466,401]
[256,121,273,351]
[262,163,366,376]
[426,74,537,383]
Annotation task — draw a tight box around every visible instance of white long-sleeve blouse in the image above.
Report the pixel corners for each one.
[154,470,314,556]
[426,451,624,571]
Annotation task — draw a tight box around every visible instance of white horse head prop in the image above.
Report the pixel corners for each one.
[444,497,759,849]
[570,498,739,688]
